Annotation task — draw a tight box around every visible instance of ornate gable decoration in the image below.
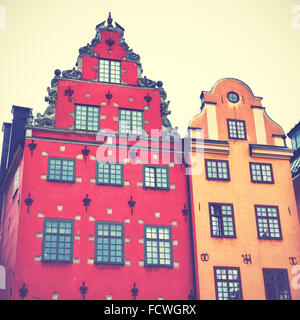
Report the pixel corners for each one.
[32,13,174,133]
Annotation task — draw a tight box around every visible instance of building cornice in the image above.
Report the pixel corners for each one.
[249,144,293,160]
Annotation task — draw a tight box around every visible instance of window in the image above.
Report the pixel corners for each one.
[12,167,19,197]
[255,205,282,240]
[47,158,76,183]
[291,130,300,151]
[96,162,124,186]
[205,159,230,181]
[143,165,169,190]
[227,119,246,140]
[144,225,173,267]
[74,104,100,131]
[227,92,239,103]
[42,219,74,263]
[250,162,274,183]
[214,267,243,300]
[119,108,144,135]
[95,222,124,265]
[263,268,291,300]
[209,203,236,238]
[99,59,121,84]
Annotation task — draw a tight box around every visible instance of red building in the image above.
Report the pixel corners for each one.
[0,14,195,300]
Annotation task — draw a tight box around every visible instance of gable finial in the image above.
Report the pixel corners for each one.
[107,12,113,28]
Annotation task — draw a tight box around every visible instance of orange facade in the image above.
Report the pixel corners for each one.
[188,78,300,300]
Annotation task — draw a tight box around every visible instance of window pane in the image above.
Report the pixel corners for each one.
[95,222,124,265]
[214,267,242,300]
[228,119,246,139]
[210,204,235,238]
[42,219,73,262]
[96,162,123,186]
[143,166,169,189]
[144,225,172,267]
[255,206,281,239]
[47,158,75,183]
[75,105,100,131]
[263,269,291,300]
[119,109,144,134]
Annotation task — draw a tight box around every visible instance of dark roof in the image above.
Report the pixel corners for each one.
[291,149,300,179]
[287,121,300,138]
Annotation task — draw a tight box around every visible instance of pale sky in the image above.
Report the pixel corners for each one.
[0,0,300,149]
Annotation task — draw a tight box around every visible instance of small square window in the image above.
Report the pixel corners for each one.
[205,160,230,181]
[47,158,76,183]
[227,119,246,140]
[250,163,274,183]
[143,165,169,190]
[96,162,124,186]
[119,108,144,135]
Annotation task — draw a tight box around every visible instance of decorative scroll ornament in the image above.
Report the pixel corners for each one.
[79,43,93,58]
[127,49,140,62]
[61,67,82,80]
[137,76,157,88]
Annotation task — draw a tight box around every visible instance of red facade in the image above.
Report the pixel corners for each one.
[0,15,195,300]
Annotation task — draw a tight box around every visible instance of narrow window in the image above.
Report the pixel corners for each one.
[209,203,236,238]
[205,159,230,181]
[119,108,144,135]
[12,167,20,197]
[227,119,246,140]
[42,219,74,263]
[214,267,243,300]
[74,104,100,131]
[99,59,121,84]
[144,225,173,267]
[263,268,291,300]
[95,222,124,265]
[47,158,76,183]
[255,205,282,240]
[143,165,169,190]
[96,162,124,186]
[250,163,274,183]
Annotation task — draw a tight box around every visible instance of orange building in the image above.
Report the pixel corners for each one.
[188,78,300,300]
